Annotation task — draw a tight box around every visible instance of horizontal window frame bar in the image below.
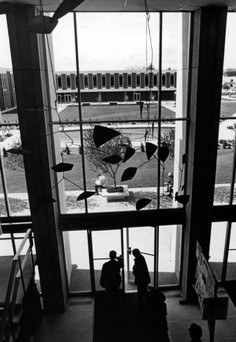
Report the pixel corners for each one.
[51,117,189,125]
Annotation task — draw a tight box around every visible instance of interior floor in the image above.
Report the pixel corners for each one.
[31,289,236,342]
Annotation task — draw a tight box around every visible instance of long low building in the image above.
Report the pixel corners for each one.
[55,69,177,103]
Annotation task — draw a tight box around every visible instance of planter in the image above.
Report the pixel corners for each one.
[107,186,124,193]
[102,185,129,202]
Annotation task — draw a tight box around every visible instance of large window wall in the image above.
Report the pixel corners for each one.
[211,12,236,283]
[51,12,188,215]
[0,15,30,218]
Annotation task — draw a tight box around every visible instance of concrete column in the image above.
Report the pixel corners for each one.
[181,6,227,300]
[6,5,68,311]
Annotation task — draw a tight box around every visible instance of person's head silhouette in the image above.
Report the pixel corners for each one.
[109,250,117,259]
[189,323,202,341]
[132,248,141,257]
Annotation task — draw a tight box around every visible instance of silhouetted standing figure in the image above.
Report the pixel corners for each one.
[139,100,144,119]
[100,251,123,316]
[188,323,203,342]
[132,248,150,307]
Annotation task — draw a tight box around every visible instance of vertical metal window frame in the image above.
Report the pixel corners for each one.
[221,129,236,280]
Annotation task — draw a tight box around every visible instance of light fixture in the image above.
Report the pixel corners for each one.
[26,0,85,34]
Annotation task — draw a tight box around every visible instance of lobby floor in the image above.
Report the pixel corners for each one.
[32,289,236,342]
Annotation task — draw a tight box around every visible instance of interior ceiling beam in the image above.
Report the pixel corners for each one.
[1,0,235,13]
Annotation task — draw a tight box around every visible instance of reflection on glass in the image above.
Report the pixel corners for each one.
[69,231,91,292]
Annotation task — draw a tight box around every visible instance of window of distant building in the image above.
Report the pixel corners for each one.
[67,75,71,88]
[128,75,132,87]
[84,75,88,88]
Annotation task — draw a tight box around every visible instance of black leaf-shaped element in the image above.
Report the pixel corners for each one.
[93,125,121,148]
[51,162,74,172]
[121,167,137,182]
[146,142,157,160]
[36,195,56,205]
[123,147,135,162]
[158,145,169,162]
[26,15,58,34]
[102,155,123,164]
[136,198,152,211]
[175,194,190,205]
[77,191,96,201]
[7,148,32,155]
[53,0,85,21]
[182,153,186,164]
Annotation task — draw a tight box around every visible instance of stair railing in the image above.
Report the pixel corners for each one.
[0,229,35,342]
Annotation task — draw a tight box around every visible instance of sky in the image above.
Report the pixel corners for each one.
[0,12,236,72]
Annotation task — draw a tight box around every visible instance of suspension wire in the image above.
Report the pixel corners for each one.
[73,12,88,212]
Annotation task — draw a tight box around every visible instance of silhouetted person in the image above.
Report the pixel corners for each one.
[132,248,150,307]
[139,100,144,119]
[189,323,202,342]
[145,290,170,341]
[166,172,173,197]
[95,174,107,194]
[100,251,123,316]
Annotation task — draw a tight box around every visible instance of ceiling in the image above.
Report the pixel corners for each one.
[1,0,236,13]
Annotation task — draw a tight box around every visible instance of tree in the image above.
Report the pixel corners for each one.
[160,128,175,158]
[83,127,131,188]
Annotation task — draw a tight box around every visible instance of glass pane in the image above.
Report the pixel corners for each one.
[57,121,183,213]
[1,131,30,216]
[214,119,235,205]
[209,222,227,281]
[68,231,91,292]
[229,222,236,250]
[0,234,14,256]
[162,13,180,112]
[158,225,180,286]
[227,222,236,280]
[0,163,7,217]
[92,230,121,291]
[127,227,154,287]
[217,13,236,205]
[51,13,187,213]
[0,15,30,216]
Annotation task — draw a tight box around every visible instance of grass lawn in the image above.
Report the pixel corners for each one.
[0,103,235,194]
[0,148,234,194]
[58,103,175,122]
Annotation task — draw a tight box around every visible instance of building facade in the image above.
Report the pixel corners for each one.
[0,71,15,111]
[56,69,177,103]
[0,69,176,111]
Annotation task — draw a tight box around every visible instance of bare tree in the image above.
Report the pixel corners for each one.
[161,128,175,158]
[83,127,131,188]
